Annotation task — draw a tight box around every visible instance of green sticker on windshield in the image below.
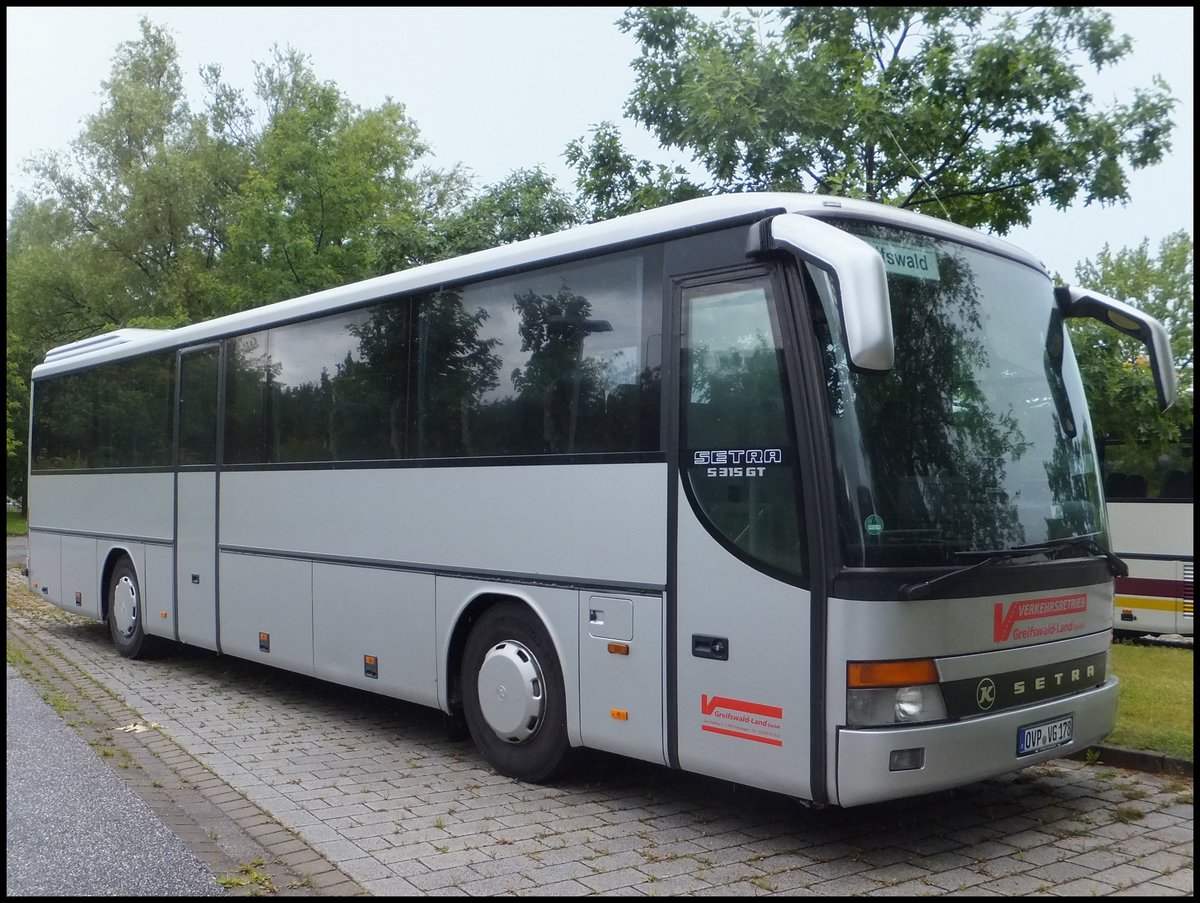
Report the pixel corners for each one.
[866,239,940,281]
[865,514,884,535]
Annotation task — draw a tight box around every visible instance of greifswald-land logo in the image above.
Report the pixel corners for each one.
[993,593,1087,642]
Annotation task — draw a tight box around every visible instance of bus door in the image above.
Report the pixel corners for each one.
[174,344,221,650]
[672,270,815,801]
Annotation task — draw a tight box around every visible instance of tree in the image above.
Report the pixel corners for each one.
[16,19,247,330]
[432,167,584,258]
[6,20,472,476]
[219,45,437,305]
[1068,231,1193,465]
[613,6,1176,232]
[565,122,706,221]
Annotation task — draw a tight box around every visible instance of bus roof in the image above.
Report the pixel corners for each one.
[33,192,1047,378]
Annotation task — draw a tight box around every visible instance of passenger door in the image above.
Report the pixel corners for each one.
[175,345,221,649]
[671,269,815,800]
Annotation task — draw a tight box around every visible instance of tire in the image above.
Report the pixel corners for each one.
[107,557,156,659]
[461,601,572,783]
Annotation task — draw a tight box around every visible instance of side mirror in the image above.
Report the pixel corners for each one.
[1055,285,1178,411]
[748,214,894,371]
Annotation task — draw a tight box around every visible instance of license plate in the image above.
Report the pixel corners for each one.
[1017,714,1074,756]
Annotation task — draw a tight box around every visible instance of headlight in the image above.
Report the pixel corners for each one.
[847,684,948,727]
[846,658,949,727]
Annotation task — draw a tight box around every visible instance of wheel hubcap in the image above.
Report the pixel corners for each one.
[477,640,545,743]
[112,575,139,639]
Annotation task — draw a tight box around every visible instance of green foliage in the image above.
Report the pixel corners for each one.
[221,45,434,304]
[6,339,27,463]
[1068,232,1193,457]
[31,20,237,328]
[5,330,33,506]
[7,17,581,477]
[565,121,706,221]
[434,167,584,257]
[613,6,1177,232]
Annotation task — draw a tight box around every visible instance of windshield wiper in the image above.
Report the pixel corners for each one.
[1040,534,1128,578]
[962,533,1127,576]
[898,534,1127,601]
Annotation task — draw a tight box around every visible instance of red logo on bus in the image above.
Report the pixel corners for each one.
[993,593,1087,642]
[700,694,783,746]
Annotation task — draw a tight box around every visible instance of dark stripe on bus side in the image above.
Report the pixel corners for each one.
[1115,576,1193,598]
[1114,552,1194,563]
[218,452,667,471]
[26,526,173,547]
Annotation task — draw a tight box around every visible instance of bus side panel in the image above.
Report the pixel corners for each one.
[60,534,100,618]
[673,496,813,801]
[28,472,174,618]
[1108,501,1192,560]
[313,564,438,707]
[27,529,62,609]
[578,592,667,766]
[1114,560,1194,636]
[217,465,668,590]
[1108,500,1194,637]
[29,472,174,540]
[219,553,315,677]
[143,542,176,640]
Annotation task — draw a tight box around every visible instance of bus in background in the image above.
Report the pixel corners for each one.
[1101,430,1194,638]
[25,193,1178,808]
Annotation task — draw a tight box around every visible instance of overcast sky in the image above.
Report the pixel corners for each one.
[6,6,1193,279]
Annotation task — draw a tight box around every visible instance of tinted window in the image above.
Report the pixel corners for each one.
[225,247,663,466]
[417,248,663,458]
[1101,434,1194,501]
[224,307,413,465]
[224,332,271,465]
[31,351,175,471]
[681,275,807,579]
[818,220,1105,567]
[178,348,220,466]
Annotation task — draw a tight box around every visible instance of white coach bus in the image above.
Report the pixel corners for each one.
[1101,432,1193,638]
[26,193,1178,807]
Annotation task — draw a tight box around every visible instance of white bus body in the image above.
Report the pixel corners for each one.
[1102,435,1194,637]
[27,193,1175,806]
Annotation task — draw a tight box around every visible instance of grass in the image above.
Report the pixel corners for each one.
[1106,638,1194,760]
[6,509,27,536]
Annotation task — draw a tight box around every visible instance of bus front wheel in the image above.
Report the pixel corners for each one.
[461,602,572,783]
[107,557,155,659]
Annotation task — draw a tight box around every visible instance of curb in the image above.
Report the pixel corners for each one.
[1068,744,1194,778]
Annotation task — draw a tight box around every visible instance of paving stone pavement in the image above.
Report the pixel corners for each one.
[7,569,1193,896]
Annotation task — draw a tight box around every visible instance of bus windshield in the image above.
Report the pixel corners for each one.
[815,219,1105,569]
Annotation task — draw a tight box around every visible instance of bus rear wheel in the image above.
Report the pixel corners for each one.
[107,557,156,659]
[461,602,572,783]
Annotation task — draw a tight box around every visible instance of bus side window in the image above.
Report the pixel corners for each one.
[1160,470,1192,501]
[1107,472,1147,500]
